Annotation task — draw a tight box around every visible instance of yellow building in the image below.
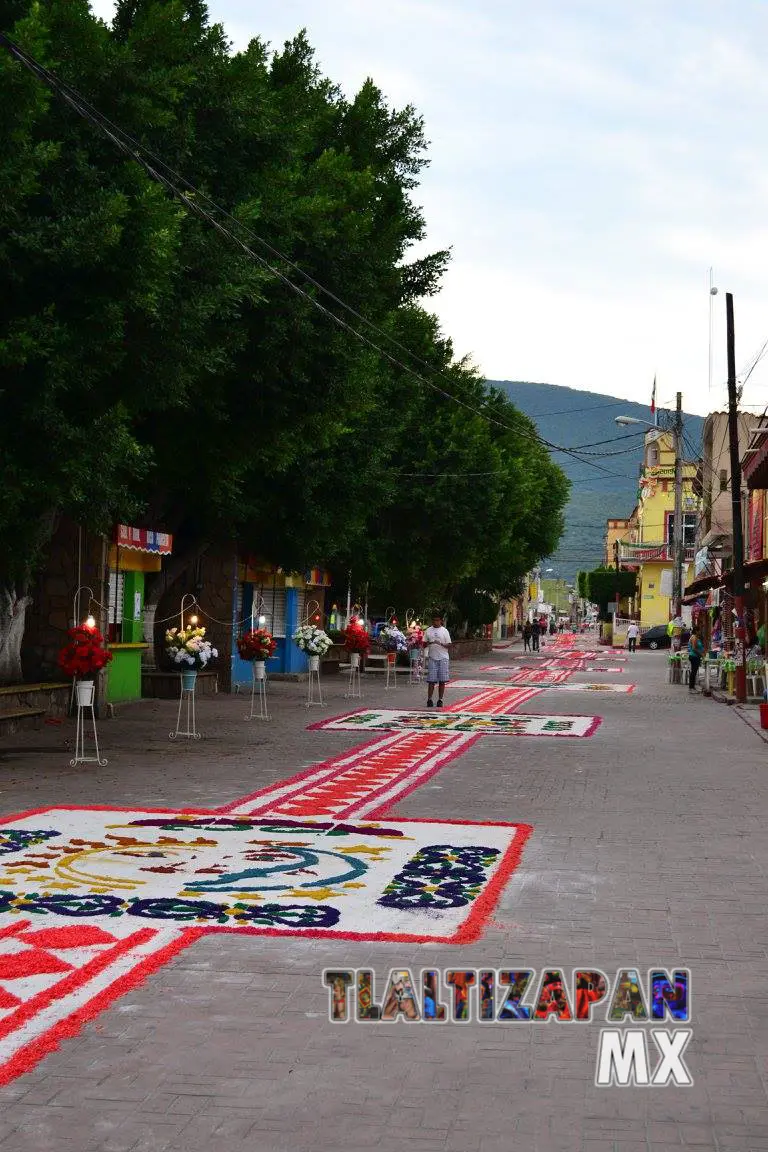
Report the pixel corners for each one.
[604,518,629,567]
[619,430,699,627]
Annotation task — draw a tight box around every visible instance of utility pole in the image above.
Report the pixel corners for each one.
[613,539,620,618]
[726,292,747,704]
[672,391,684,617]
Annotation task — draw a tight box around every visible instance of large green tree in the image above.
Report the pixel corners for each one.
[0,0,568,680]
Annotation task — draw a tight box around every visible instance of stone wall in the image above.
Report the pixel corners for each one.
[151,545,236,694]
[451,637,494,658]
[22,517,106,683]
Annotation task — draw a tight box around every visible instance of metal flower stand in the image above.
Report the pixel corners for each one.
[409,648,423,684]
[246,661,270,720]
[385,654,399,690]
[71,680,107,767]
[307,654,323,707]
[345,652,362,699]
[170,669,201,740]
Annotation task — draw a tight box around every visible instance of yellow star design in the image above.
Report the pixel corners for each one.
[338,844,390,856]
[286,886,342,901]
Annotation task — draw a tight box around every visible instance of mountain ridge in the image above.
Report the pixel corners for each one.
[488,380,705,581]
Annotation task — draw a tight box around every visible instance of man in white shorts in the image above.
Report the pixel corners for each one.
[425,611,452,708]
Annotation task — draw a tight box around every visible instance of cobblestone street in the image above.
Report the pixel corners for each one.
[0,641,767,1151]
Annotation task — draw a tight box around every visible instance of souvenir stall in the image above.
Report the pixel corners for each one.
[106,525,173,703]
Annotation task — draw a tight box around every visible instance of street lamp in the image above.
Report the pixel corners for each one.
[615,396,685,617]
[614,415,656,428]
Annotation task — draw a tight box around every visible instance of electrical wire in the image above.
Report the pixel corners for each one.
[0,31,639,482]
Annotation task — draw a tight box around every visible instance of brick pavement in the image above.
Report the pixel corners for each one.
[0,641,767,1150]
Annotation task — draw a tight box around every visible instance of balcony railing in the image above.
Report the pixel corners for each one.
[618,542,696,563]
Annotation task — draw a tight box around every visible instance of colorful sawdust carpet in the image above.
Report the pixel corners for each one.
[310,709,603,738]
[451,680,635,694]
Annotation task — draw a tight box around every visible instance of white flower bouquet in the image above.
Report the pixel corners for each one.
[378,624,408,653]
[165,625,218,669]
[293,623,333,656]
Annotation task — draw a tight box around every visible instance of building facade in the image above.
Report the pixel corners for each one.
[604,518,630,567]
[618,429,699,627]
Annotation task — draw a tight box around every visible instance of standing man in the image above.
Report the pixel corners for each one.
[626,620,639,653]
[530,618,540,652]
[425,611,452,708]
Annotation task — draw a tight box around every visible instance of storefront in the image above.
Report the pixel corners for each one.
[106,525,172,703]
[230,560,331,686]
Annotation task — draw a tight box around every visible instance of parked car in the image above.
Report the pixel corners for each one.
[639,624,671,650]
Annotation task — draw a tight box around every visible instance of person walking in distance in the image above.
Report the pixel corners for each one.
[425,611,452,708]
[530,618,540,652]
[626,620,639,653]
[688,626,704,692]
[522,621,531,652]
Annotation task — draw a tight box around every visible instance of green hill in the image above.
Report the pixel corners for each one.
[488,381,704,582]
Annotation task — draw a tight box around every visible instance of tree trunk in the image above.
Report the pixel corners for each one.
[0,585,32,685]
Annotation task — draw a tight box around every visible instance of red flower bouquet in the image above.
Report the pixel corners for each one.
[237,628,277,662]
[58,625,112,679]
[343,617,371,654]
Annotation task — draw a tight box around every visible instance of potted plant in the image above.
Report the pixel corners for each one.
[667,651,682,685]
[165,625,218,690]
[237,628,277,680]
[293,623,333,672]
[343,616,370,669]
[721,656,736,696]
[58,624,112,706]
[407,620,425,671]
[378,621,408,665]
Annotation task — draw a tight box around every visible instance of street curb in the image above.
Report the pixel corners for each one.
[733,704,768,745]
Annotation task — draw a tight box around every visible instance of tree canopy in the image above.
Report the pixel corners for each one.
[0,0,569,635]
[584,567,637,618]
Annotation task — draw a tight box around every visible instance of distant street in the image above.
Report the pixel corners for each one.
[0,637,767,1151]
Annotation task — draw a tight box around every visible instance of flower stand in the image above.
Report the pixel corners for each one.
[246,660,270,721]
[306,654,323,707]
[70,679,107,767]
[385,652,399,691]
[170,669,201,740]
[344,651,362,699]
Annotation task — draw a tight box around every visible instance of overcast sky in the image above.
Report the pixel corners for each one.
[89,0,768,417]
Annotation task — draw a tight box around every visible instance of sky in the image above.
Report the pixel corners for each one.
[89,0,768,417]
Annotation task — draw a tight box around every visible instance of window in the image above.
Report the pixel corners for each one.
[719,469,728,492]
[646,443,660,467]
[667,513,697,550]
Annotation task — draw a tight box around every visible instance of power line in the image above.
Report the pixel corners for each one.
[0,31,638,483]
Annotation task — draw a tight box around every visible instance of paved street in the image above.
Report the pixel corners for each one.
[0,640,767,1151]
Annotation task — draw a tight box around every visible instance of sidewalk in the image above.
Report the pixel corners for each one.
[0,645,767,1151]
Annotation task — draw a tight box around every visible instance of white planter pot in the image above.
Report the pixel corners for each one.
[309,655,320,673]
[349,652,360,669]
[76,680,95,707]
[254,660,266,681]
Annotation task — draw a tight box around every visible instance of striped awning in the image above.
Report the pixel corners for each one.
[114,524,173,555]
[305,568,332,587]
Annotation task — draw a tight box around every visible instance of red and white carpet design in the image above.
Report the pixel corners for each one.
[0,679,548,1084]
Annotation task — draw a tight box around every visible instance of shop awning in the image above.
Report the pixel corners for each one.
[682,572,721,602]
[114,524,173,554]
[305,567,332,588]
